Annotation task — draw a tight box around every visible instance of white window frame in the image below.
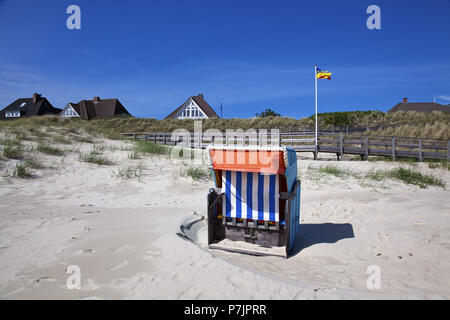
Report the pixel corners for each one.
[176,99,207,119]
[61,104,80,118]
[5,111,20,118]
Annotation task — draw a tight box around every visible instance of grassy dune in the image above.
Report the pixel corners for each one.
[0,110,448,140]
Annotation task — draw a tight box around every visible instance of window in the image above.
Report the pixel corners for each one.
[177,99,207,119]
[5,112,20,118]
[61,106,79,117]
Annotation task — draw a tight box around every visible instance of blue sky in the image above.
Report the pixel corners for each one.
[0,0,449,119]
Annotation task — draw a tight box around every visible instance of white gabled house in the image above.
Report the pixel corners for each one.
[165,94,219,119]
[60,103,80,118]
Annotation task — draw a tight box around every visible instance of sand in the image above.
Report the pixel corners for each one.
[0,137,449,299]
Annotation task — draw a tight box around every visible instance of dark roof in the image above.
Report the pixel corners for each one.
[61,98,131,120]
[165,94,219,119]
[388,102,450,113]
[0,96,61,120]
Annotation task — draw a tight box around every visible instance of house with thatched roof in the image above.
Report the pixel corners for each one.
[388,98,450,113]
[165,94,219,119]
[60,96,131,120]
[0,93,61,120]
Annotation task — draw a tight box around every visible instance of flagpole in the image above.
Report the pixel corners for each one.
[315,65,318,148]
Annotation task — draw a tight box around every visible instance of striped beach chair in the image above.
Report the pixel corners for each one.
[207,145,300,257]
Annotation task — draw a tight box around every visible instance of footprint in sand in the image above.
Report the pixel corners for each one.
[114,245,134,254]
[80,248,95,254]
[142,250,161,260]
[32,276,56,287]
[108,261,128,271]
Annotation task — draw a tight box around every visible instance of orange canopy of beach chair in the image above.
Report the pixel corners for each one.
[208,147,287,175]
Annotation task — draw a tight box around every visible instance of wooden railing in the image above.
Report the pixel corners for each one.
[120,131,450,161]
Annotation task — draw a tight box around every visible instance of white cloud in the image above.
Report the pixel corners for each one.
[437,95,450,102]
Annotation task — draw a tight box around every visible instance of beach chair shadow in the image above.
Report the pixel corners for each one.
[290,223,354,256]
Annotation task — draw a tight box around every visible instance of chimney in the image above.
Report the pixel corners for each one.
[93,96,100,102]
[198,93,204,98]
[403,97,408,103]
[33,92,41,103]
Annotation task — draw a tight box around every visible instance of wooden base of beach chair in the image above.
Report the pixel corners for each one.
[208,238,287,258]
[207,181,299,258]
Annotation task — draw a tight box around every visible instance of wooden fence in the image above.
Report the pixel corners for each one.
[120,131,450,161]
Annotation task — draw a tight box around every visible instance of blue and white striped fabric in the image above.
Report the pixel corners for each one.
[222,170,279,222]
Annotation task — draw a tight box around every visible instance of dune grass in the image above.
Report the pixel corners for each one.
[0,110,448,141]
[184,167,212,181]
[389,167,445,188]
[2,145,23,159]
[113,162,146,181]
[1,136,24,159]
[79,151,114,166]
[134,140,169,155]
[13,161,32,178]
[314,164,445,189]
[128,150,142,160]
[318,165,350,178]
[24,156,43,169]
[52,135,72,145]
[427,160,450,171]
[37,143,64,156]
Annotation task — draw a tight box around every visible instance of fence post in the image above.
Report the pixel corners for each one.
[339,134,343,160]
[163,133,167,145]
[154,133,157,144]
[418,138,423,162]
[447,141,450,160]
[365,136,369,160]
[392,137,396,161]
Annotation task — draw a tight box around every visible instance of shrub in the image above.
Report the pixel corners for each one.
[256,108,281,117]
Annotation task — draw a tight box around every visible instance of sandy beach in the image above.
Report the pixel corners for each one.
[0,136,449,299]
